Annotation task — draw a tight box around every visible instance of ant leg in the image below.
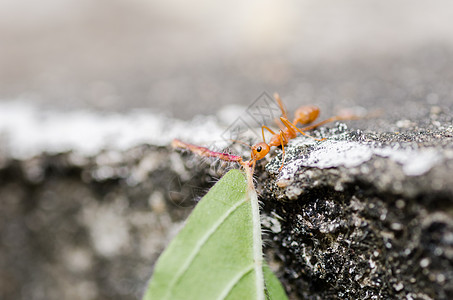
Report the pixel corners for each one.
[299,114,360,131]
[273,117,286,130]
[280,117,326,141]
[278,131,288,170]
[261,125,276,143]
[276,121,286,130]
[273,93,289,120]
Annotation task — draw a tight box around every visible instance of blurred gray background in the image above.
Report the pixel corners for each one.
[2,0,453,120]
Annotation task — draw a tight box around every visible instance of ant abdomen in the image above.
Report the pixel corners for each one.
[293,105,320,126]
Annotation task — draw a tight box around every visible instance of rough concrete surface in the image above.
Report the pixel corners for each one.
[2,1,453,300]
[259,124,453,299]
[0,146,191,300]
[1,97,452,299]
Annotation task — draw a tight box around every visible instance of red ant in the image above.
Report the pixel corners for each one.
[248,93,359,170]
[172,93,359,172]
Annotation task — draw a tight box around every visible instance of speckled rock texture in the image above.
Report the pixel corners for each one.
[258,124,453,300]
[0,147,195,300]
[1,116,453,300]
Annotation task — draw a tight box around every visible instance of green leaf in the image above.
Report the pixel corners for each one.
[143,169,288,300]
[263,265,288,300]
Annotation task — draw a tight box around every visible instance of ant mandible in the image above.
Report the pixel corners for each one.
[172,93,359,172]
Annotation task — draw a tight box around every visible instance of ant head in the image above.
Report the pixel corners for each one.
[251,142,270,161]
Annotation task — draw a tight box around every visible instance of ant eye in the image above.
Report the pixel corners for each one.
[256,146,262,152]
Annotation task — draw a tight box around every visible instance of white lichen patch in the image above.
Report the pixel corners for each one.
[280,138,444,178]
[304,140,374,169]
[0,101,446,179]
[279,140,373,178]
[374,147,443,176]
[0,101,227,159]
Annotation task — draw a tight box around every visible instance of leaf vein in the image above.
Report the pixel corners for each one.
[164,197,248,299]
[217,264,255,300]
